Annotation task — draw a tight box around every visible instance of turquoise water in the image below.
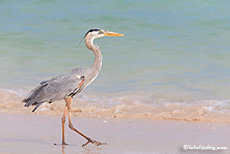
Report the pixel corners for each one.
[1,0,230,103]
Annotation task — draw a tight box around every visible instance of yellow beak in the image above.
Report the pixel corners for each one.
[104,31,124,37]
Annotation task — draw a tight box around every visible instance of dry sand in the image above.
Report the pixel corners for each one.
[0,112,230,154]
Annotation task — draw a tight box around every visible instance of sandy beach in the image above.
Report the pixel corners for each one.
[1,0,230,154]
[0,112,230,154]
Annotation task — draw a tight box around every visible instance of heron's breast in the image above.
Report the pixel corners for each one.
[84,70,101,87]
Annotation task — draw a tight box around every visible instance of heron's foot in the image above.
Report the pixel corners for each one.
[82,138,107,147]
[61,142,68,145]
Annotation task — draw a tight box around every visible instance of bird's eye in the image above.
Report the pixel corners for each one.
[99,30,102,34]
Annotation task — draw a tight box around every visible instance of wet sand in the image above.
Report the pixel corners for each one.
[2,89,230,123]
[0,112,230,154]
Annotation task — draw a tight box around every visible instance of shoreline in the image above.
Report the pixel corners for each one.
[1,112,230,154]
[1,88,230,123]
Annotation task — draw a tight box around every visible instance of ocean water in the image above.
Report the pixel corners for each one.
[1,0,230,122]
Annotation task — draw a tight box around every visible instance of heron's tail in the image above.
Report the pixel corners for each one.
[22,83,48,112]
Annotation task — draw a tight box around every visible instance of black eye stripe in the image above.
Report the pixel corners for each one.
[85,28,102,36]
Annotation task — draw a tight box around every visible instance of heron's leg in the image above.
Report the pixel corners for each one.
[61,106,68,145]
[64,97,107,147]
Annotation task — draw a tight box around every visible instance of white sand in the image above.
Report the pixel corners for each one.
[0,113,230,154]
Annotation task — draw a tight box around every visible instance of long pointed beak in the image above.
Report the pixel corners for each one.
[104,31,124,37]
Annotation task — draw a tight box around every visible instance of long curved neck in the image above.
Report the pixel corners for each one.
[85,38,102,71]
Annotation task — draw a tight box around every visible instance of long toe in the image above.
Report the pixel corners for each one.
[91,140,107,146]
[82,138,107,147]
[82,141,90,147]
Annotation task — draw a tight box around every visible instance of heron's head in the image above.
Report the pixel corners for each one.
[85,28,124,39]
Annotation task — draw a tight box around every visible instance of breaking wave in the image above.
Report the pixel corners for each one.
[1,88,230,122]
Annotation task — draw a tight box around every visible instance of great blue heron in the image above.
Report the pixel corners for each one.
[22,28,124,147]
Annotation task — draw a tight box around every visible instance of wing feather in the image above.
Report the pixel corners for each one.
[22,68,86,112]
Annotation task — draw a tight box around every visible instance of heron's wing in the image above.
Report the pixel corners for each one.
[40,80,49,85]
[23,68,86,112]
[42,70,85,101]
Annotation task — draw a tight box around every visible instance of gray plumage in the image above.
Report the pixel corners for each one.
[23,68,86,112]
[22,28,124,113]
[21,28,124,147]
[22,29,104,112]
